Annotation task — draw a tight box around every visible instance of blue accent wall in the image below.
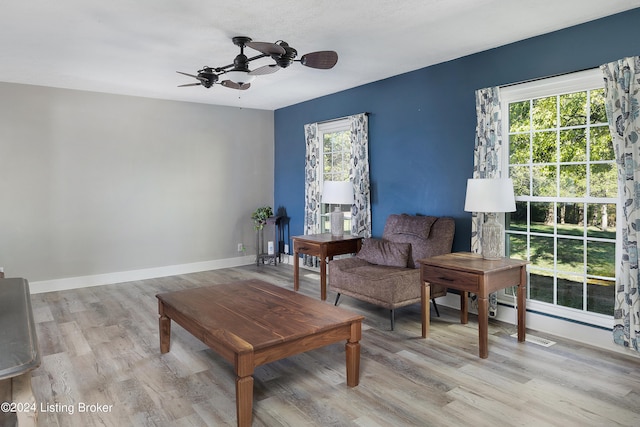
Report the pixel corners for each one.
[274,8,640,252]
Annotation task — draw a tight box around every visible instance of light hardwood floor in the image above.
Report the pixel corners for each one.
[26,264,640,426]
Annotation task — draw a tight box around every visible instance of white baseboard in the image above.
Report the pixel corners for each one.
[280,254,292,265]
[29,255,255,294]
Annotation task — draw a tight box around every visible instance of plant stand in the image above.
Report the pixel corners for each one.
[256,216,281,266]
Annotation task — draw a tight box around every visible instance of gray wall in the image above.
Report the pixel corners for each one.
[0,83,274,283]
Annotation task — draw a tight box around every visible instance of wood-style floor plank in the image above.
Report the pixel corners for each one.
[24,264,640,426]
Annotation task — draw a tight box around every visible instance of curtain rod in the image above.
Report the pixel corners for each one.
[316,112,370,125]
[499,66,599,89]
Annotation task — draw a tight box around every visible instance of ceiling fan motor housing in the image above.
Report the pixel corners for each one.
[275,41,297,68]
[199,68,218,88]
[233,53,250,72]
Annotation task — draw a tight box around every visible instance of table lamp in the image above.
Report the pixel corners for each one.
[322,181,354,237]
[464,178,516,260]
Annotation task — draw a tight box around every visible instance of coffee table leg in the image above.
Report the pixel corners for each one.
[158,301,171,354]
[346,343,360,386]
[235,352,255,427]
[236,375,254,427]
[345,321,362,387]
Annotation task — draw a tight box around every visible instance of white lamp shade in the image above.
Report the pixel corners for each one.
[223,70,256,85]
[322,181,354,205]
[464,178,516,213]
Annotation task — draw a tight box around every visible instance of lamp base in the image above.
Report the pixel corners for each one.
[481,213,504,260]
[330,207,344,237]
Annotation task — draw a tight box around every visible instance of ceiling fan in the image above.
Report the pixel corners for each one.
[177,36,338,91]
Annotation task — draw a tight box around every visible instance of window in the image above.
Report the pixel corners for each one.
[319,119,351,233]
[501,70,617,327]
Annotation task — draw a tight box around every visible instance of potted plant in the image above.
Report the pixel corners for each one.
[251,206,273,230]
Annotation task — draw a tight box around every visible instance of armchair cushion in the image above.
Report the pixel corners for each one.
[330,261,422,308]
[383,214,453,268]
[356,238,411,267]
[385,214,436,240]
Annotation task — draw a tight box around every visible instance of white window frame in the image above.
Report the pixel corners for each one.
[499,69,620,329]
[318,119,352,234]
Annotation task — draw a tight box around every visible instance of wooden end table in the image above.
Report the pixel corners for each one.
[292,233,363,300]
[418,252,528,358]
[156,279,363,427]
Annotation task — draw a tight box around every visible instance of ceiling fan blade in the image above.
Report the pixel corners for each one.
[178,82,202,87]
[249,64,281,76]
[246,41,286,56]
[299,51,338,69]
[177,71,199,79]
[221,80,251,90]
[177,71,208,82]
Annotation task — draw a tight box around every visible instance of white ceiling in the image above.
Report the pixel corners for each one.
[2,1,639,111]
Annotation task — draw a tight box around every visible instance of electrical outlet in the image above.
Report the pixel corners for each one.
[284,244,290,254]
[237,243,244,252]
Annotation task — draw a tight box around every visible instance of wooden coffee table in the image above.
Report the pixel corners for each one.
[156,279,364,427]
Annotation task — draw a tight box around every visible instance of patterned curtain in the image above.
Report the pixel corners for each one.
[472,86,504,317]
[303,123,321,266]
[601,56,640,352]
[303,122,322,236]
[349,113,372,237]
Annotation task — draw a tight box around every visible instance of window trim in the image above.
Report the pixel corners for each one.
[318,118,351,182]
[318,118,352,233]
[500,69,605,106]
[499,68,619,329]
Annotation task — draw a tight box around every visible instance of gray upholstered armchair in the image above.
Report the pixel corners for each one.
[329,214,455,330]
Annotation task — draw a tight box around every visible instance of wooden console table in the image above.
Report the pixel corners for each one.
[418,252,528,358]
[292,234,362,300]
